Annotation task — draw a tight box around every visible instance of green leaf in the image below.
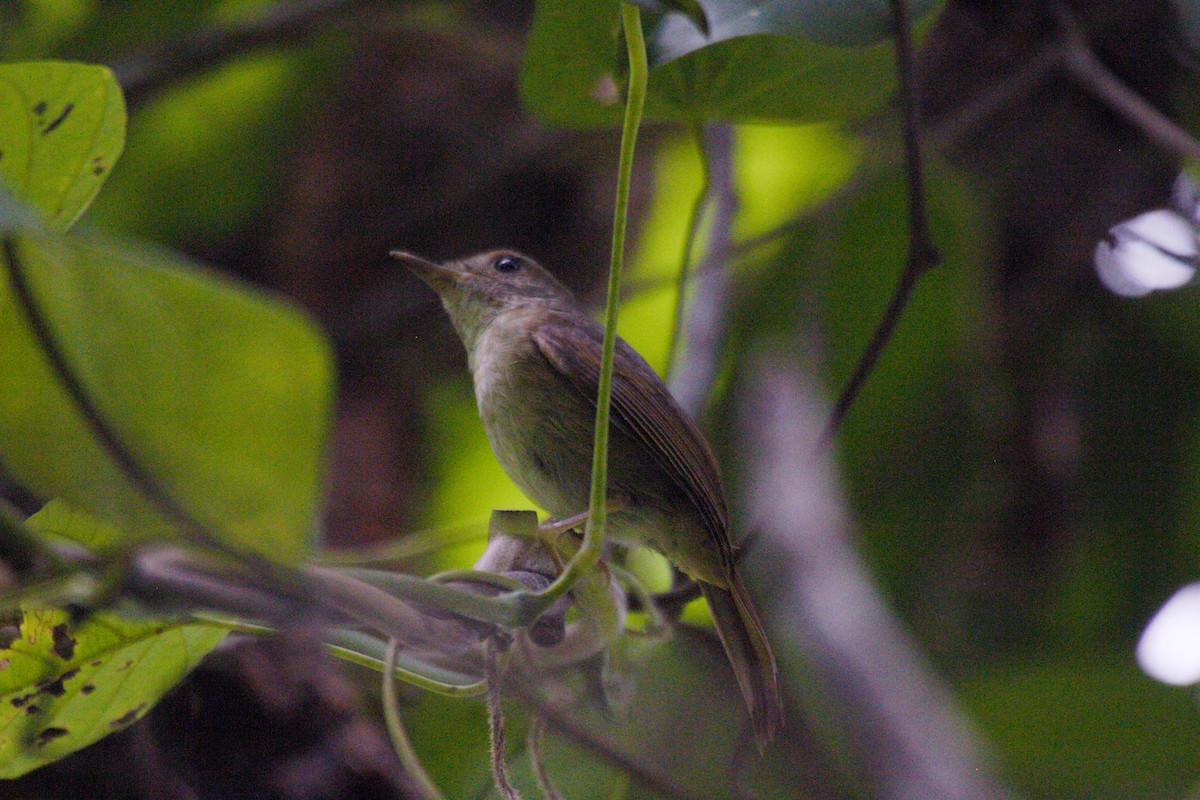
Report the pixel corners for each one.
[21,498,127,553]
[0,606,225,778]
[628,0,710,36]
[650,0,939,58]
[647,33,905,122]
[0,219,334,562]
[0,61,125,232]
[521,0,939,126]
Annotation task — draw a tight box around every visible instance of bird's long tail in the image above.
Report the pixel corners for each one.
[700,572,782,747]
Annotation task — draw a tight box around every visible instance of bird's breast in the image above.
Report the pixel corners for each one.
[469,314,595,518]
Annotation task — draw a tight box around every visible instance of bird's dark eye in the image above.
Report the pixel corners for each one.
[493,255,522,273]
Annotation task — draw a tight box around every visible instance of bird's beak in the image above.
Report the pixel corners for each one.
[390,251,462,292]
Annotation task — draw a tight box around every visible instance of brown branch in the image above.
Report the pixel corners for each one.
[1056,3,1200,161]
[820,0,940,449]
[485,643,522,800]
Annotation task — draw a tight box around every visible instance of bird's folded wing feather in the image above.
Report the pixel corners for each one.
[531,315,731,554]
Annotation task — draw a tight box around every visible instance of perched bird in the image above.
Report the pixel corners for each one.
[393,248,781,743]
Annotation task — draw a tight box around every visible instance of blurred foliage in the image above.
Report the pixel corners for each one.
[0,59,333,562]
[961,655,1200,799]
[89,50,313,244]
[1,1,1200,799]
[0,226,334,560]
[521,0,940,126]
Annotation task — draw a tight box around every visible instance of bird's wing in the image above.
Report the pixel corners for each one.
[532,313,730,552]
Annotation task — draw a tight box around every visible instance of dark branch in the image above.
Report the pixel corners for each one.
[1056,3,1200,160]
[111,0,379,108]
[505,681,709,800]
[820,0,940,449]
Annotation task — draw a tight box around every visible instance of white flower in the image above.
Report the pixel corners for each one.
[1095,209,1197,297]
[1137,582,1200,686]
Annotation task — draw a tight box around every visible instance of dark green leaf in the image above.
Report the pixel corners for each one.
[651,0,939,60]
[520,0,941,126]
[628,0,710,36]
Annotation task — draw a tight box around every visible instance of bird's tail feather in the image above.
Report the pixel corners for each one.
[700,574,782,747]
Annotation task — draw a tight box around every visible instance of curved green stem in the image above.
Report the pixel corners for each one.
[299,9,652,633]
[533,1,648,609]
[383,638,449,800]
[316,565,524,627]
[192,612,488,696]
[429,569,528,593]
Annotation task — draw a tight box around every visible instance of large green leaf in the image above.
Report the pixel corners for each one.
[0,498,229,778]
[0,605,226,778]
[520,0,939,126]
[0,61,124,232]
[0,213,334,562]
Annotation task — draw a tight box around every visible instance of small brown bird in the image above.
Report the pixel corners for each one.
[393,248,781,743]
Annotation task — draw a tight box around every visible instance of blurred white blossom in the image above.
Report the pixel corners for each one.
[1094,174,1200,297]
[1137,582,1200,686]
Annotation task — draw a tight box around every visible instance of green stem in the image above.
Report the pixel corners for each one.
[193,612,488,696]
[534,1,647,606]
[382,638,449,800]
[308,565,523,629]
[528,716,565,800]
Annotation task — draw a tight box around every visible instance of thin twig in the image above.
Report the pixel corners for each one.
[819,0,940,449]
[486,641,523,800]
[1056,3,1200,161]
[665,123,711,381]
[930,39,1065,150]
[527,716,565,800]
[668,122,738,420]
[505,682,707,800]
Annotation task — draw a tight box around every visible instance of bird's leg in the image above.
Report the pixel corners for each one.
[538,495,629,536]
[538,510,589,537]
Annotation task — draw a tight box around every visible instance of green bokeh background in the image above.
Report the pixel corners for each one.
[3,1,1200,797]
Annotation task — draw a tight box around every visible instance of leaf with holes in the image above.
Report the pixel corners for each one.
[0,605,226,777]
[0,61,125,232]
